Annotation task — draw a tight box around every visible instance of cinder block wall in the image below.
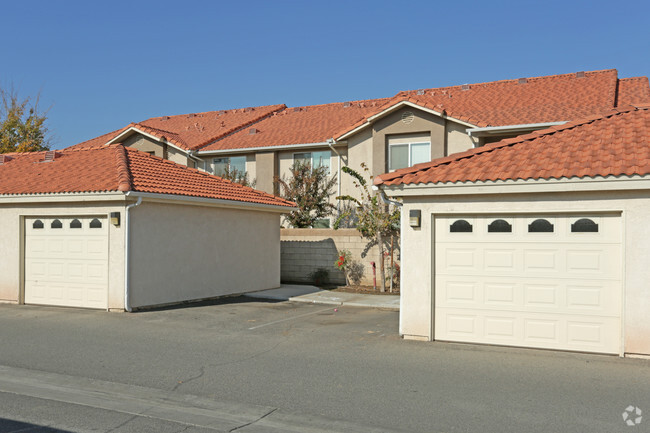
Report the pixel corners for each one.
[280,228,400,286]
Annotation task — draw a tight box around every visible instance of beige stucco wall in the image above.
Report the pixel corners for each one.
[446,121,476,155]
[122,135,164,157]
[0,200,126,310]
[396,188,650,356]
[128,201,281,308]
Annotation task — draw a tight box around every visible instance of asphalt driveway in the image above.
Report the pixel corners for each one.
[0,297,648,432]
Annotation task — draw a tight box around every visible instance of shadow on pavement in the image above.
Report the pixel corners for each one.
[0,417,72,432]
[133,294,282,312]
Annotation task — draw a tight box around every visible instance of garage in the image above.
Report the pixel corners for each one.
[24,216,109,309]
[0,145,295,311]
[434,214,621,354]
[375,106,650,356]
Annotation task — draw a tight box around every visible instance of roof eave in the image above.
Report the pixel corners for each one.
[336,100,477,141]
[466,121,568,137]
[379,175,650,197]
[197,141,347,156]
[125,191,296,213]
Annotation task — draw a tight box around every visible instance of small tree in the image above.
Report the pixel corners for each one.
[219,164,256,188]
[334,163,400,292]
[0,87,51,153]
[275,160,337,228]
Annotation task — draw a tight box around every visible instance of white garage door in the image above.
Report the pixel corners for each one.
[434,214,622,354]
[25,216,109,309]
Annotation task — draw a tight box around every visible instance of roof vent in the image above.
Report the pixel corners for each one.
[461,84,470,91]
[161,116,170,120]
[343,101,351,108]
[249,128,258,135]
[187,113,196,118]
[576,71,586,78]
[518,77,528,84]
[401,111,415,124]
[43,151,60,162]
[293,107,301,112]
[416,89,425,95]
[0,155,13,164]
[244,107,252,112]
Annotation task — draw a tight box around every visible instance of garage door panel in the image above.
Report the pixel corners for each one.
[434,214,622,354]
[25,217,108,310]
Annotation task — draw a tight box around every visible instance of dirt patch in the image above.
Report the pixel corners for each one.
[329,285,399,296]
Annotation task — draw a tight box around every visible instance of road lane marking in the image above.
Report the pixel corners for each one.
[248,307,335,330]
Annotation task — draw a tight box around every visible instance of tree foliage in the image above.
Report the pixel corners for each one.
[275,161,337,228]
[218,165,256,188]
[0,88,51,153]
[334,163,400,292]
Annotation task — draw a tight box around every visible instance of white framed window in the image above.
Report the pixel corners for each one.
[388,141,430,171]
[213,156,246,176]
[293,150,331,174]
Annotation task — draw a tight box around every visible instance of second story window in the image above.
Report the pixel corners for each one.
[388,134,430,171]
[293,150,331,174]
[213,156,246,176]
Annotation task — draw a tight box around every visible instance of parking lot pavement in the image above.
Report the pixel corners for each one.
[0,299,649,433]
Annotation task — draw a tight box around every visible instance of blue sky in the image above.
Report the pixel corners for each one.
[3,0,649,149]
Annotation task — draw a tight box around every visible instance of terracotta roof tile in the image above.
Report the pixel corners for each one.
[617,77,650,106]
[65,104,286,152]
[0,145,295,208]
[375,106,650,187]
[199,98,392,152]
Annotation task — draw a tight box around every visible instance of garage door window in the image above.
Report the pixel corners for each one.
[32,220,44,229]
[89,218,102,229]
[70,219,82,229]
[51,219,62,229]
[571,218,599,233]
[450,219,472,232]
[487,219,512,233]
[528,219,553,233]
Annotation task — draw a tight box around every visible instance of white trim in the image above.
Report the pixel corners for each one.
[125,191,296,213]
[336,101,477,141]
[197,141,345,156]
[0,192,127,203]
[381,175,650,197]
[107,126,192,156]
[466,121,567,136]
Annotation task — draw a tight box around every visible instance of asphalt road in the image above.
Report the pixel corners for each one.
[0,297,648,433]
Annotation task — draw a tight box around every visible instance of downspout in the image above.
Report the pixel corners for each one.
[327,138,342,212]
[373,185,403,208]
[124,194,142,312]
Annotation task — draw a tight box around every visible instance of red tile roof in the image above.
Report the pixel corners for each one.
[0,145,295,208]
[375,105,650,187]
[336,70,648,139]
[198,98,392,152]
[617,77,650,106]
[66,104,286,152]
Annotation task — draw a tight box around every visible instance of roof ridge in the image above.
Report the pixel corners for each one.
[114,145,133,192]
[123,147,294,205]
[400,69,619,94]
[283,96,393,111]
[376,105,648,185]
[141,103,287,121]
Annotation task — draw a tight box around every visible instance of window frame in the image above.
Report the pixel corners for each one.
[292,150,331,174]
[388,140,431,171]
[212,156,246,176]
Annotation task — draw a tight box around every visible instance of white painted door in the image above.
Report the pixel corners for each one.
[25,216,109,309]
[434,214,622,354]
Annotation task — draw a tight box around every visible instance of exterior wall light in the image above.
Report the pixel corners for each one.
[110,212,121,227]
[409,209,421,228]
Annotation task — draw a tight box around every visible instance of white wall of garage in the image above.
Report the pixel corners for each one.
[128,201,281,308]
[398,189,650,356]
[0,200,127,310]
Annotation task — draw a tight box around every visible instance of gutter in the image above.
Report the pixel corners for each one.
[327,138,342,211]
[467,121,566,137]
[197,141,346,156]
[123,194,143,312]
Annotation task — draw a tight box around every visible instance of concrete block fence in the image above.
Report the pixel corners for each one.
[280,228,400,286]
